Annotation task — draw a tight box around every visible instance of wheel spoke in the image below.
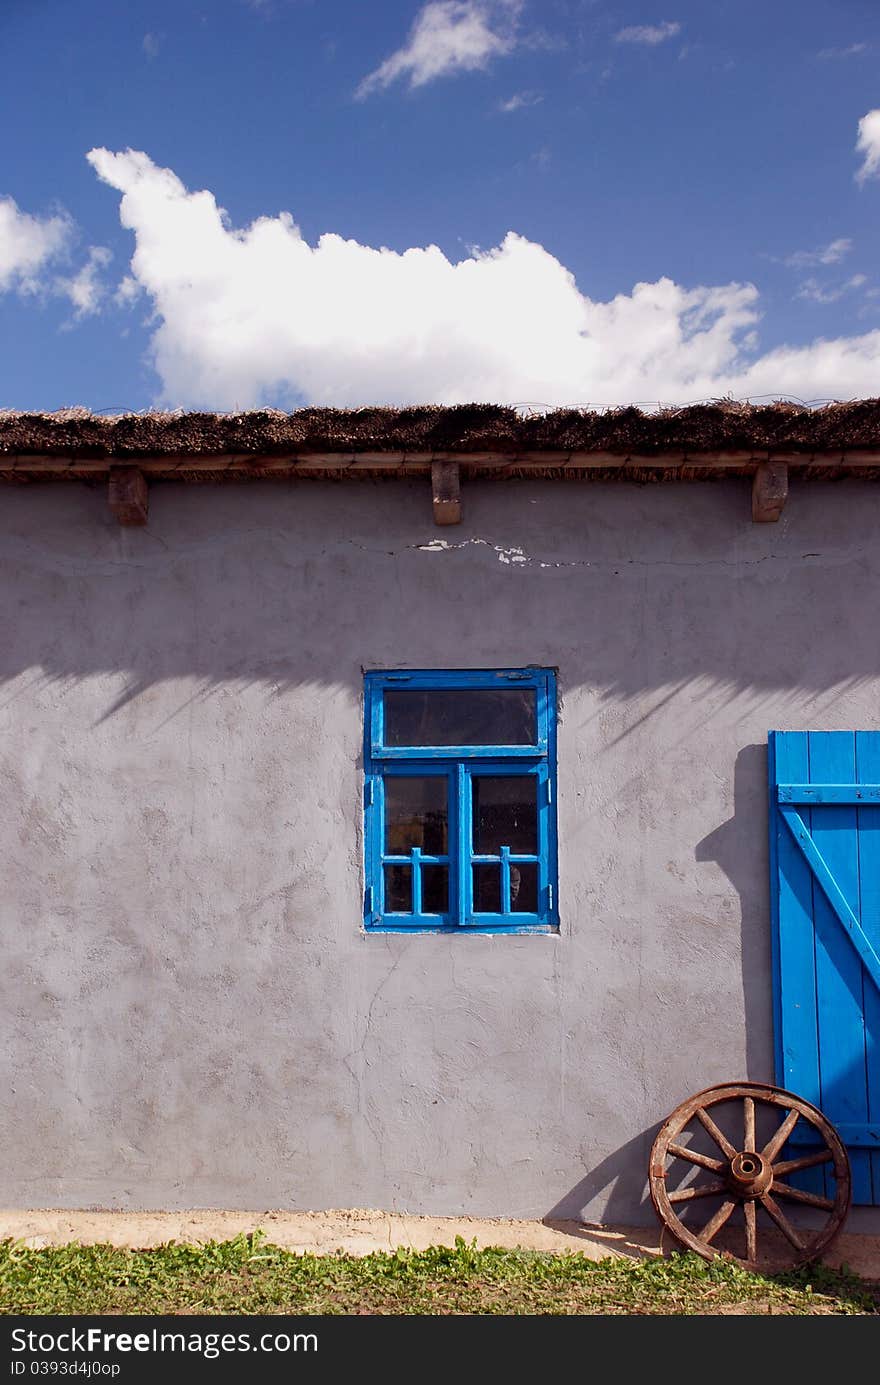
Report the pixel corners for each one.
[696,1107,737,1159]
[761,1192,805,1251]
[743,1096,756,1153]
[668,1180,727,1204]
[761,1108,800,1164]
[771,1180,834,1211]
[667,1141,725,1174]
[700,1199,737,1244]
[744,1199,757,1262]
[771,1149,832,1177]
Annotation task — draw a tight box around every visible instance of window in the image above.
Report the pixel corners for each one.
[363,669,558,932]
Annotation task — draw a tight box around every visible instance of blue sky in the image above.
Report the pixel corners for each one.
[2,0,880,411]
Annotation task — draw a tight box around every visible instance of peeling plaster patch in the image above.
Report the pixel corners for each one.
[496,545,528,565]
[416,537,537,565]
[410,536,869,576]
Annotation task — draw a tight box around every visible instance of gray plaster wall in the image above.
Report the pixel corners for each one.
[2,476,879,1226]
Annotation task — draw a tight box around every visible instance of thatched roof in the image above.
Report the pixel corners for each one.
[3,401,880,496]
[3,399,880,458]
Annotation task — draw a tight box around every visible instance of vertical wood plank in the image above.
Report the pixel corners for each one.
[370,680,383,755]
[538,759,550,925]
[368,677,384,927]
[768,732,783,1085]
[546,672,558,928]
[773,731,824,1197]
[809,731,873,1205]
[855,732,880,1204]
[375,771,385,922]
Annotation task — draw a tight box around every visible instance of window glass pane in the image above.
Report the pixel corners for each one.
[384,688,536,746]
[473,865,501,913]
[384,864,411,913]
[472,776,537,855]
[421,865,448,914]
[510,862,538,913]
[384,777,448,854]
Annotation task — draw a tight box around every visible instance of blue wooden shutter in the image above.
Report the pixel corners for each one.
[769,731,880,1205]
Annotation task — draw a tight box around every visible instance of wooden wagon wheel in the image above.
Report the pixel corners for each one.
[649,1082,851,1270]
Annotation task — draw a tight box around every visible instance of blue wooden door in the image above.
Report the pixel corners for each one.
[769,731,880,1205]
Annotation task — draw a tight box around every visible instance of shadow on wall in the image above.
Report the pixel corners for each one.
[548,743,776,1227]
[696,743,775,1085]
[543,1128,660,1226]
[2,479,880,719]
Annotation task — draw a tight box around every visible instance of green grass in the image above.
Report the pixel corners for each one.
[1,1233,877,1315]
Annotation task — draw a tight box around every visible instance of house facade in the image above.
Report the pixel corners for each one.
[1,402,879,1228]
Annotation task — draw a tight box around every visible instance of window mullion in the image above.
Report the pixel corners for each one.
[455,761,469,926]
[410,845,422,915]
[500,845,512,915]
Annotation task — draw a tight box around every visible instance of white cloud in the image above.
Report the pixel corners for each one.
[0,196,71,294]
[784,238,852,269]
[856,110,880,183]
[614,21,681,46]
[0,194,114,318]
[795,273,867,305]
[55,246,113,316]
[357,1,520,96]
[142,32,161,59]
[818,43,867,59]
[498,90,542,112]
[114,273,142,306]
[87,147,880,410]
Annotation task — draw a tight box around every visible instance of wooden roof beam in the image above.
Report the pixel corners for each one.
[3,447,880,474]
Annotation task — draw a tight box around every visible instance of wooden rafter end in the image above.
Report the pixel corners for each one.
[431,459,462,525]
[752,462,788,522]
[108,466,149,526]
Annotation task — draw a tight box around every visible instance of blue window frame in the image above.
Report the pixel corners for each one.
[363,669,558,932]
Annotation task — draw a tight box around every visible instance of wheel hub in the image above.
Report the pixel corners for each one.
[727,1149,773,1198]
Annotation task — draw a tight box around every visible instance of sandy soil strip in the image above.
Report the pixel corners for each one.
[1,1209,879,1275]
[0,1210,657,1258]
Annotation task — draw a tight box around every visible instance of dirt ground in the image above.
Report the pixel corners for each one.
[2,1209,879,1277]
